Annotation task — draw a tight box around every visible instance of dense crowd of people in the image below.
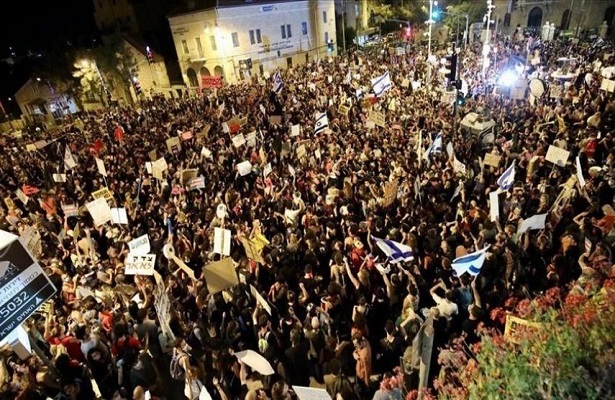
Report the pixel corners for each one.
[0,30,614,400]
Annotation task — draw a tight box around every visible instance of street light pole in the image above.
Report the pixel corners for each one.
[482,0,495,77]
[427,0,435,91]
[342,0,346,54]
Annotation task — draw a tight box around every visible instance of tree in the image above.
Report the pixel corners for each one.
[73,57,106,106]
[434,284,615,399]
[444,1,487,32]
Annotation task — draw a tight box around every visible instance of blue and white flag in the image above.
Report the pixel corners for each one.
[425,132,443,158]
[371,236,414,263]
[272,70,283,94]
[314,112,329,135]
[452,246,489,277]
[497,160,516,191]
[371,71,392,97]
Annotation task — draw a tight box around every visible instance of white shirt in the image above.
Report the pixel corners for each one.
[432,293,459,321]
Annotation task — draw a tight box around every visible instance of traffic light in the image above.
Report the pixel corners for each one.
[133,76,142,96]
[146,46,154,64]
[328,40,334,52]
[431,9,440,21]
[444,54,457,82]
[403,26,412,41]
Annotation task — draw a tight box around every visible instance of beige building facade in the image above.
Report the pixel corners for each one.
[168,0,337,87]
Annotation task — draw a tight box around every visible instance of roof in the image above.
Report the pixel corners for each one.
[168,0,304,17]
[122,34,165,62]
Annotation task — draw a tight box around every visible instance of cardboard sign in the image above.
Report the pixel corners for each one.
[213,227,231,256]
[202,257,238,294]
[232,133,246,148]
[15,190,28,205]
[517,213,548,234]
[454,157,466,175]
[263,163,272,178]
[338,104,350,115]
[166,137,181,153]
[245,131,257,147]
[92,187,114,203]
[124,254,156,275]
[236,161,252,176]
[128,234,150,256]
[483,153,501,168]
[504,315,544,344]
[52,174,67,183]
[61,204,79,218]
[241,238,264,264]
[383,181,398,207]
[489,191,500,222]
[545,145,570,167]
[250,284,272,315]
[401,78,410,88]
[148,149,157,161]
[369,110,386,128]
[180,169,198,185]
[296,144,307,159]
[110,208,128,224]
[95,158,107,177]
[268,115,282,125]
[189,176,205,190]
[290,125,300,137]
[86,198,112,227]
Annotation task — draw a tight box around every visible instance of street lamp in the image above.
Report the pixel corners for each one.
[482,0,495,77]
[426,0,437,91]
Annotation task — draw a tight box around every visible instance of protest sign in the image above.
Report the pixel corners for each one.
[383,181,398,207]
[52,174,67,183]
[290,125,300,137]
[545,145,570,167]
[148,149,157,161]
[483,153,501,168]
[292,387,332,400]
[166,137,181,153]
[263,163,272,178]
[245,131,257,147]
[202,258,238,294]
[296,144,307,160]
[369,110,386,128]
[95,158,107,177]
[91,187,114,203]
[338,104,350,115]
[504,315,544,344]
[110,208,128,225]
[232,133,246,148]
[86,198,112,227]
[250,284,272,315]
[180,169,198,185]
[454,157,466,175]
[15,190,28,205]
[201,75,223,88]
[213,227,231,256]
[128,234,150,256]
[517,213,548,234]
[189,176,205,190]
[61,204,79,218]
[489,191,500,222]
[236,161,252,176]
[124,254,156,275]
[241,238,264,264]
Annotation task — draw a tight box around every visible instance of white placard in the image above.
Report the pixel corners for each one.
[576,156,586,188]
[15,189,28,204]
[201,147,212,158]
[446,142,454,159]
[53,174,67,183]
[245,131,257,147]
[213,227,231,256]
[216,203,227,219]
[292,386,332,400]
[263,163,272,178]
[128,234,150,255]
[489,191,500,222]
[236,161,252,176]
[232,134,246,148]
[124,254,156,275]
[110,208,128,224]
[290,125,300,137]
[545,145,570,167]
[145,162,152,174]
[288,165,296,177]
[95,158,107,177]
[517,213,548,234]
[250,284,272,315]
[453,157,466,175]
[64,147,77,169]
[61,204,79,218]
[86,198,112,227]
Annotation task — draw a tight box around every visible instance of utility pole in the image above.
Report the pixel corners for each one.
[427,0,435,92]
[482,0,495,77]
[342,0,346,54]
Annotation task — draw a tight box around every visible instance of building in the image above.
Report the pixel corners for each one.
[14,78,79,125]
[334,0,378,45]
[122,36,172,97]
[167,0,337,87]
[492,0,615,37]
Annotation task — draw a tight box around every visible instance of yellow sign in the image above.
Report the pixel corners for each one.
[4,197,15,210]
[338,104,350,115]
[92,187,114,203]
[504,315,544,344]
[369,111,386,128]
[483,153,502,168]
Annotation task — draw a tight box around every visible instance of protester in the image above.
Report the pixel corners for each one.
[0,31,614,400]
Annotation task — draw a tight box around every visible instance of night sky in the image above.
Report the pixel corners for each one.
[0,0,96,56]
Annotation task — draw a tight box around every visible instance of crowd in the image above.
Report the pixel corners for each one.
[0,30,614,400]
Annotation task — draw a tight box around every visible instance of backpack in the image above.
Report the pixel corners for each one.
[170,351,187,380]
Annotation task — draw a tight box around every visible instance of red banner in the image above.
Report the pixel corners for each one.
[201,76,223,88]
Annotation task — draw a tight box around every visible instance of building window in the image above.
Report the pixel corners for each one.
[324,32,329,44]
[302,21,308,35]
[231,32,239,47]
[181,40,189,54]
[256,29,262,43]
[195,37,203,57]
[210,36,217,51]
[259,64,264,76]
[286,24,292,38]
[287,57,293,68]
[323,11,327,23]
[281,25,286,39]
[249,30,255,44]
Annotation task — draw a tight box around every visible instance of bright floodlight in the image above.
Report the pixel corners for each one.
[499,70,517,87]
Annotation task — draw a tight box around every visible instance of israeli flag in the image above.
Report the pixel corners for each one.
[371,236,414,263]
[314,112,329,135]
[425,132,443,158]
[272,70,283,94]
[497,160,516,191]
[452,246,489,277]
[371,71,392,97]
